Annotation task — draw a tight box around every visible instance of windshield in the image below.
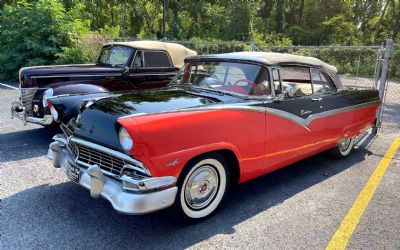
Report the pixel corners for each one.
[97,46,134,66]
[171,61,271,97]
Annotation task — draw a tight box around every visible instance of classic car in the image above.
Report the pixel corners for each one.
[10,41,196,126]
[47,52,380,222]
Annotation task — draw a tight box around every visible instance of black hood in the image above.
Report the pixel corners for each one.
[89,89,220,115]
[21,64,120,77]
[73,88,227,150]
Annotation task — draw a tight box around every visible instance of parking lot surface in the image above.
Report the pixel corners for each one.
[1,86,399,249]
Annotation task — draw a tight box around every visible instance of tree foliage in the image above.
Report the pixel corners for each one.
[1,0,400,79]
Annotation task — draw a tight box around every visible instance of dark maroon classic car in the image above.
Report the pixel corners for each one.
[11,41,196,126]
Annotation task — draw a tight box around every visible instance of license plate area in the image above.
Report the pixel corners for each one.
[66,162,80,184]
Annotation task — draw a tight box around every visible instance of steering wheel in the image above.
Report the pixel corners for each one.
[233,79,255,87]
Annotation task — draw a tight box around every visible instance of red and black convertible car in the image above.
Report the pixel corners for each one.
[11,41,196,126]
[47,52,380,222]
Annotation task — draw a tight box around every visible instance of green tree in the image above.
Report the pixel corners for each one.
[0,0,72,79]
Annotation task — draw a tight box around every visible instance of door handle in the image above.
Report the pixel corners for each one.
[311,96,323,102]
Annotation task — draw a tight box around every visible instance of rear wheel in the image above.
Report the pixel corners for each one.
[330,137,355,158]
[174,154,229,223]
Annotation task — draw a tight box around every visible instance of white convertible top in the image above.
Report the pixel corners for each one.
[227,52,338,73]
[223,52,344,90]
[106,41,197,68]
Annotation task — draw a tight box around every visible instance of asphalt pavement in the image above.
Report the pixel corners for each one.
[1,86,399,249]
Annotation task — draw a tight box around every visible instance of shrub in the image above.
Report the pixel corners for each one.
[0,0,71,80]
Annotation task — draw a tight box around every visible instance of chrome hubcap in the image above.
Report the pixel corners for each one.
[184,165,219,210]
[339,138,351,151]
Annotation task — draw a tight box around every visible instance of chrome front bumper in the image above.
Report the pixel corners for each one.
[11,101,53,126]
[47,138,178,215]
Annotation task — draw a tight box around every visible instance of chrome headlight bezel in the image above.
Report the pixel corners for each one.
[119,127,133,152]
[42,88,54,108]
[50,105,59,122]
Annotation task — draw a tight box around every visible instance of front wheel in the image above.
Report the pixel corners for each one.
[329,137,355,158]
[173,154,229,223]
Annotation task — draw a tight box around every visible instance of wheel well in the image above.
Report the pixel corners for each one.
[216,149,240,185]
[181,149,240,186]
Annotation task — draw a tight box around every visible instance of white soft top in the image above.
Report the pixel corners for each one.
[227,52,338,73]
[106,41,197,68]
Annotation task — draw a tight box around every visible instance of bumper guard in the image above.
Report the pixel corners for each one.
[11,101,53,126]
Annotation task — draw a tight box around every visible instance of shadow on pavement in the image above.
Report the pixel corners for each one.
[0,127,60,163]
[1,146,371,249]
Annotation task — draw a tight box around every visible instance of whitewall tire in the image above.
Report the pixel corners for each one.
[174,154,229,222]
[330,137,355,158]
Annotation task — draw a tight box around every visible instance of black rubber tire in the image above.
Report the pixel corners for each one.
[172,153,230,224]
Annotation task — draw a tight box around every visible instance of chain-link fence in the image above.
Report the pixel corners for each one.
[380,43,400,134]
[170,41,254,54]
[256,45,382,90]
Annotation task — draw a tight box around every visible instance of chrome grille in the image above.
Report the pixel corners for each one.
[65,137,149,178]
[20,88,38,115]
[74,142,127,175]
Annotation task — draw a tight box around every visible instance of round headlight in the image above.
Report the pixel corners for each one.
[42,88,54,108]
[119,127,133,152]
[50,105,59,122]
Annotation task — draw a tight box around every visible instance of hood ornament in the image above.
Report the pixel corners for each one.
[81,94,122,111]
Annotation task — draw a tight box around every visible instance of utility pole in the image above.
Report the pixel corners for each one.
[376,39,393,131]
[161,0,166,39]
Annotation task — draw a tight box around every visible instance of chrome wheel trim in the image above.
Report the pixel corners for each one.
[180,158,227,219]
[184,165,219,210]
[338,138,351,151]
[337,137,354,156]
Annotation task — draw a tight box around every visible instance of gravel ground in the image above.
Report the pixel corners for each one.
[1,85,399,249]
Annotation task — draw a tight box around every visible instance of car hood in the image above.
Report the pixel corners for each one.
[72,88,224,150]
[20,64,121,79]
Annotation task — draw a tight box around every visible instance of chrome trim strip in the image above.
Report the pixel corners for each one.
[46,92,110,100]
[70,137,151,176]
[119,100,380,132]
[304,100,380,126]
[117,101,266,119]
[128,72,176,77]
[22,64,96,70]
[30,74,121,79]
[121,175,177,192]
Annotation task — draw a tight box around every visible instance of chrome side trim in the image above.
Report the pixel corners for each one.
[119,100,380,132]
[128,72,176,77]
[22,64,95,70]
[70,137,151,176]
[304,100,381,126]
[117,101,266,119]
[46,92,110,100]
